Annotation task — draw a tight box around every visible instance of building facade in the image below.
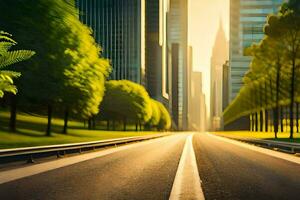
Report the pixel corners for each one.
[222,60,230,111]
[145,0,169,101]
[167,0,188,130]
[210,20,229,131]
[229,0,285,100]
[189,71,207,131]
[76,0,145,84]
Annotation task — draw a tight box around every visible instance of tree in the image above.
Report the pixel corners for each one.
[264,2,300,139]
[0,0,110,135]
[145,99,161,130]
[99,80,152,131]
[156,101,171,131]
[0,31,35,98]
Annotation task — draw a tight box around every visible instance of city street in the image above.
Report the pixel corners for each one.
[0,133,300,200]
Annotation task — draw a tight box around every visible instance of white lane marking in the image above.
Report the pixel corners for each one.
[0,135,179,185]
[207,133,300,165]
[169,134,205,200]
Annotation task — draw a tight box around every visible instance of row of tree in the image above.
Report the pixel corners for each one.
[223,1,300,139]
[0,0,171,135]
[98,80,171,131]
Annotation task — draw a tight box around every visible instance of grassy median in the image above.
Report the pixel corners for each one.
[0,112,159,149]
[213,131,300,143]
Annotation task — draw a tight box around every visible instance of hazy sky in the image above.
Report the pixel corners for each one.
[188,0,229,113]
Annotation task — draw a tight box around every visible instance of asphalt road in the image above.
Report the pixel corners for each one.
[1,133,300,200]
[0,134,187,200]
[193,133,300,200]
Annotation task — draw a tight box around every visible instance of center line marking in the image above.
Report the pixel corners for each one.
[169,134,205,200]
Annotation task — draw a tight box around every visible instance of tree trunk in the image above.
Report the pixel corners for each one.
[280,107,284,133]
[63,108,69,134]
[265,109,268,132]
[107,120,110,130]
[135,123,138,131]
[289,60,296,139]
[296,103,299,133]
[88,118,92,130]
[250,114,253,132]
[112,119,115,131]
[92,116,96,129]
[274,60,281,137]
[260,110,263,132]
[255,112,258,132]
[46,104,53,136]
[253,113,256,132]
[286,107,289,133]
[9,95,17,132]
[123,117,127,131]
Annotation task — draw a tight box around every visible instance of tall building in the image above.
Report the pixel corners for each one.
[210,20,229,130]
[167,0,188,130]
[145,0,169,101]
[187,46,193,130]
[222,60,230,111]
[189,71,207,131]
[229,0,284,100]
[76,0,145,84]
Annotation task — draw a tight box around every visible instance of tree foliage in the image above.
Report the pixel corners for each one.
[0,0,110,134]
[157,101,171,131]
[100,80,152,124]
[224,1,300,138]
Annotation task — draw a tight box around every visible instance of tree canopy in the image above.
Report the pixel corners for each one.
[100,80,152,124]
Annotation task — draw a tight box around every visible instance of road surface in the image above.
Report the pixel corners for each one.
[0,132,300,200]
[193,133,300,200]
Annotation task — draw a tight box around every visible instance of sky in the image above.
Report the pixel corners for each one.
[188,0,229,115]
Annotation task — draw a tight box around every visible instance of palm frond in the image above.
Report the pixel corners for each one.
[0,50,35,68]
[0,42,14,55]
[0,31,16,44]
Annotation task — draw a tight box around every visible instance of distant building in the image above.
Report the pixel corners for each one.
[222,60,230,111]
[167,0,188,130]
[76,0,145,84]
[187,46,193,130]
[189,71,207,131]
[210,20,229,131]
[229,0,285,100]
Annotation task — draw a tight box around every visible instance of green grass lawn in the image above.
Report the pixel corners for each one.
[0,112,160,149]
[213,131,300,143]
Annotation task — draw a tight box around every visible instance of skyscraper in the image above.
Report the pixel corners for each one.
[229,0,284,100]
[76,0,145,84]
[210,20,229,131]
[222,60,230,111]
[145,0,169,101]
[167,0,188,130]
[189,71,206,131]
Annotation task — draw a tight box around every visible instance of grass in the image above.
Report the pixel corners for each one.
[213,131,300,143]
[0,112,160,149]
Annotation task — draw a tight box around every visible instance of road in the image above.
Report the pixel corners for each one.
[193,133,300,200]
[0,134,187,200]
[0,133,300,200]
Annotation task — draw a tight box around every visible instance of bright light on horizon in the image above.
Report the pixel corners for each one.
[188,0,229,117]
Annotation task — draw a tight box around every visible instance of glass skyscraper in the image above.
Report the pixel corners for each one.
[168,0,188,130]
[76,0,145,84]
[229,0,285,100]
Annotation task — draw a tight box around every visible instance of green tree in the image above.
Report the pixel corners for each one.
[100,80,152,131]
[145,99,161,130]
[0,0,110,135]
[264,1,300,139]
[157,101,171,131]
